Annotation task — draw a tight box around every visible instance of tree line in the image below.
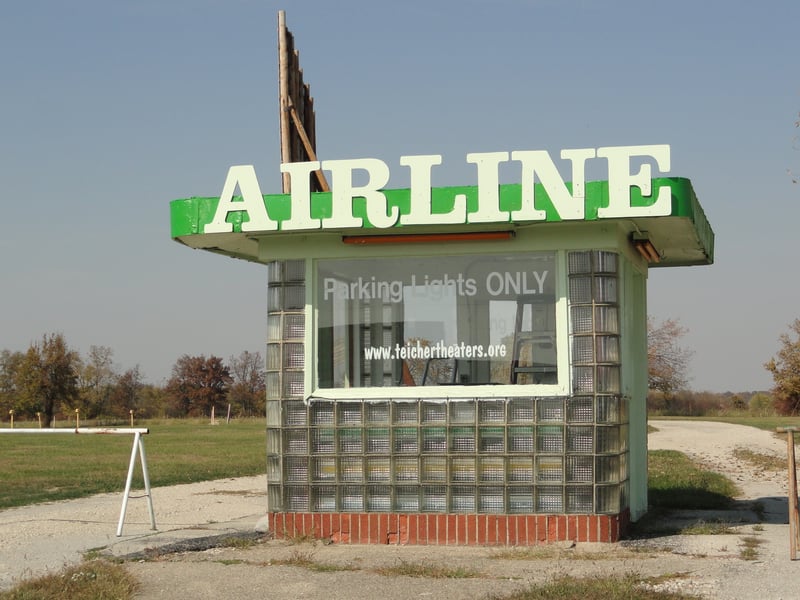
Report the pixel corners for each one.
[0,333,265,425]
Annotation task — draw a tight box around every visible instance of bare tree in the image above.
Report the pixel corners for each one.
[228,351,265,417]
[648,317,693,411]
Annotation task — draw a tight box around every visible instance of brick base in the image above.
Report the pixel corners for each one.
[269,511,630,545]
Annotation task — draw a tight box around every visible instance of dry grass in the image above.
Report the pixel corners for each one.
[0,560,137,600]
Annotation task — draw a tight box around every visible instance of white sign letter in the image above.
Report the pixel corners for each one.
[321,158,399,229]
[280,161,323,230]
[205,165,276,233]
[511,148,595,221]
[597,145,672,218]
[399,154,466,225]
[465,152,510,223]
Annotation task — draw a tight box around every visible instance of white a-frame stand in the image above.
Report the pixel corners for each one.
[117,428,157,536]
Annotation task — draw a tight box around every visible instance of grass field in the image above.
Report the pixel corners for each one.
[0,419,266,510]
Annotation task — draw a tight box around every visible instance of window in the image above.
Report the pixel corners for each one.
[316,252,557,389]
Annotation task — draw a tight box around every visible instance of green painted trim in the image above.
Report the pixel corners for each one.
[170,177,701,237]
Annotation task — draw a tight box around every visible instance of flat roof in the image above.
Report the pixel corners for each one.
[170,176,713,267]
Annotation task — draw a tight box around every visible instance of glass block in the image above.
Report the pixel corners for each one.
[421,456,447,482]
[594,306,619,334]
[596,366,620,393]
[267,483,282,511]
[421,401,446,422]
[478,486,505,513]
[535,456,563,483]
[367,485,392,512]
[508,456,534,482]
[366,402,390,423]
[508,486,534,513]
[479,400,505,422]
[572,336,594,364]
[620,424,629,452]
[479,427,505,453]
[568,251,591,274]
[393,402,418,423]
[567,426,594,453]
[595,426,620,454]
[284,259,305,282]
[311,402,334,425]
[394,427,419,453]
[266,344,282,370]
[393,457,419,482]
[339,457,363,482]
[450,486,476,512]
[595,455,620,484]
[339,428,362,454]
[267,286,283,311]
[595,485,621,514]
[310,428,334,454]
[422,427,447,453]
[284,313,305,339]
[267,261,283,284]
[536,486,564,513]
[312,485,336,512]
[449,427,476,453]
[366,457,391,482]
[570,306,593,334]
[266,372,281,399]
[479,456,505,483]
[340,486,364,511]
[421,486,447,512]
[572,366,594,393]
[449,400,476,423]
[620,396,629,423]
[285,429,308,454]
[508,398,534,422]
[537,398,564,422]
[592,251,617,273]
[566,455,593,483]
[566,485,594,513]
[595,336,619,363]
[283,371,304,398]
[619,451,629,480]
[338,403,362,425]
[283,400,307,426]
[266,429,281,455]
[450,457,476,483]
[266,401,281,427]
[284,284,305,309]
[267,314,282,341]
[284,456,308,482]
[267,455,281,482]
[569,276,593,304]
[312,457,336,482]
[395,485,419,511]
[596,395,620,424]
[366,428,390,453]
[287,485,309,512]
[284,343,304,369]
[595,276,617,303]
[567,397,593,423]
[537,425,564,454]
[508,426,534,453]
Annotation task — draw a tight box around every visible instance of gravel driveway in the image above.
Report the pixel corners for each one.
[2,420,799,599]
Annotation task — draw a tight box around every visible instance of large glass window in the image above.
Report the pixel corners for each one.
[317,252,557,389]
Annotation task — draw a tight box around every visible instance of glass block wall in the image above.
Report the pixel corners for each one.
[266,253,630,516]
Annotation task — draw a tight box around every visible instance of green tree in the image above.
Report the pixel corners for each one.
[228,351,265,417]
[648,317,693,413]
[15,333,80,426]
[165,355,232,417]
[765,319,800,415]
[0,350,24,416]
[107,366,143,419]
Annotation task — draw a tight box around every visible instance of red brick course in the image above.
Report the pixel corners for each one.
[269,510,630,545]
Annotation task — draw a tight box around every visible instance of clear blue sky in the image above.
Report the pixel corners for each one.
[1,0,797,392]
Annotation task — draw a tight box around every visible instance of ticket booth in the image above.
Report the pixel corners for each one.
[170,146,713,544]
